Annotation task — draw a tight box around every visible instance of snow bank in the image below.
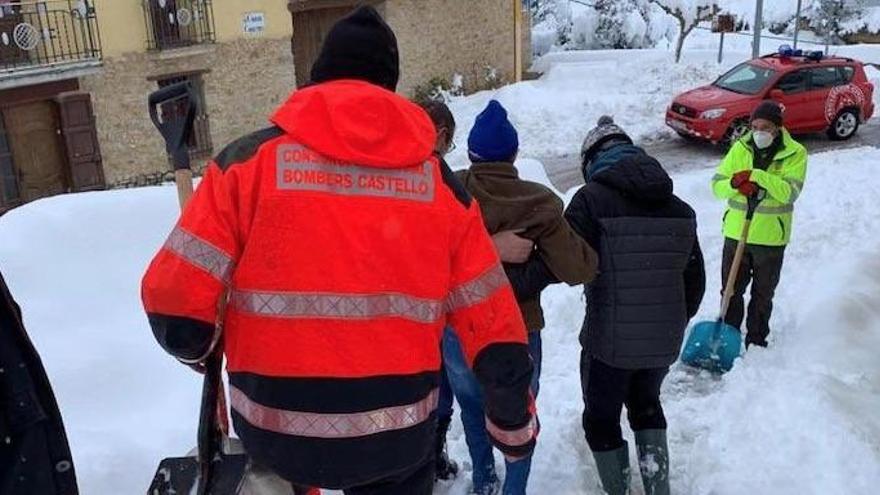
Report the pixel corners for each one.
[449,43,880,170]
[0,186,201,494]
[2,146,879,494]
[446,49,726,169]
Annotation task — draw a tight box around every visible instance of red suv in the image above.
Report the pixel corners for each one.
[666,49,875,145]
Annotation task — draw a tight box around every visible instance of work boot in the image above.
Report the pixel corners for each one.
[471,476,501,495]
[591,442,631,495]
[435,416,459,481]
[635,429,669,495]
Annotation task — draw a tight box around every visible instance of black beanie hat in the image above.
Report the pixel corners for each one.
[752,100,784,127]
[310,6,400,91]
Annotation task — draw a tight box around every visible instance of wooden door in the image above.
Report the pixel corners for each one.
[293,7,354,88]
[3,102,68,203]
[0,114,21,211]
[56,92,105,191]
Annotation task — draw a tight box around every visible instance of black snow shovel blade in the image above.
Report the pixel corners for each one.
[146,352,248,495]
[148,452,248,495]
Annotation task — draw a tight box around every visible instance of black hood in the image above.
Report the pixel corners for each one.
[592,152,674,204]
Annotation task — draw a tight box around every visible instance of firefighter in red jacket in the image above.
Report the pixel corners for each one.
[141,7,536,494]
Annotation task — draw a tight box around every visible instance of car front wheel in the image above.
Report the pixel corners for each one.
[723,119,750,148]
[828,109,860,141]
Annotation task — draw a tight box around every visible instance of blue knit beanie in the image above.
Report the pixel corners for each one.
[467,100,519,163]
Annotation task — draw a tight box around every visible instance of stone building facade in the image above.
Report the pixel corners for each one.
[289,0,527,96]
[86,0,296,187]
[1,0,525,212]
[384,0,523,95]
[82,38,294,187]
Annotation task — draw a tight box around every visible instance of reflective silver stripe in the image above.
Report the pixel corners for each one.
[486,416,537,447]
[711,174,728,183]
[164,227,234,284]
[727,200,794,215]
[445,264,509,313]
[785,178,803,202]
[229,289,443,324]
[231,386,438,439]
[276,144,435,202]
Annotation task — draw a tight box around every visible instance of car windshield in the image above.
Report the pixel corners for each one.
[714,63,777,95]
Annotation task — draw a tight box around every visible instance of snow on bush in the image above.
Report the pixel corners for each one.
[532,0,878,57]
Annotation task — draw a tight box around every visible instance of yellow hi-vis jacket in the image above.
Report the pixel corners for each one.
[712,129,807,247]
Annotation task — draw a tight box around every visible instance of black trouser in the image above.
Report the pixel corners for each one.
[721,238,786,348]
[580,353,669,452]
[293,458,435,495]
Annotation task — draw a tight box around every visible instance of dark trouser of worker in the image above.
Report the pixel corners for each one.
[721,238,786,348]
[581,354,670,495]
[292,458,435,495]
[435,362,459,480]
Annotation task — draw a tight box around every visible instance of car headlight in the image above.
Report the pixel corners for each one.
[700,108,727,120]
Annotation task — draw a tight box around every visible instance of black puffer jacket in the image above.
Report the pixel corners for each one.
[1,270,78,495]
[565,149,705,369]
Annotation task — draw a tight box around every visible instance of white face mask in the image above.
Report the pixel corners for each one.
[753,131,775,150]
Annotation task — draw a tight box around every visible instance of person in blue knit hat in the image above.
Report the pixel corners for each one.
[467,100,520,163]
[444,100,598,495]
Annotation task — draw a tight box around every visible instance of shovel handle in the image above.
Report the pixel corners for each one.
[175,169,194,209]
[719,218,750,319]
[719,188,766,319]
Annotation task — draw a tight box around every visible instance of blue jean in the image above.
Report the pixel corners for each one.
[438,355,455,422]
[442,327,541,495]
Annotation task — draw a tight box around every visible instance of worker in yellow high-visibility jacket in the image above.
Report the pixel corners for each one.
[712,101,807,348]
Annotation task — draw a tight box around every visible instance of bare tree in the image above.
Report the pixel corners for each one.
[650,1,718,63]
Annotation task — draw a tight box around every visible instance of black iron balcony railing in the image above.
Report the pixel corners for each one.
[0,0,102,73]
[143,0,215,51]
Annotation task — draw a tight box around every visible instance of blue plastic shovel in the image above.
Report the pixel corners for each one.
[681,190,765,373]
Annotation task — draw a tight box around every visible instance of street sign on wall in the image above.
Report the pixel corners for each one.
[243,11,265,36]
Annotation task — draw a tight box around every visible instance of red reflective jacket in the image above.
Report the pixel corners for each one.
[142,80,535,489]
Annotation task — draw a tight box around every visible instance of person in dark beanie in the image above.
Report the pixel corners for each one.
[1,269,78,495]
[142,6,537,495]
[565,117,705,495]
[442,100,598,495]
[309,5,399,91]
[419,99,460,483]
[712,100,807,348]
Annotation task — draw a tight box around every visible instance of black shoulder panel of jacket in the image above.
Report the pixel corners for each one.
[213,126,285,172]
[439,158,472,208]
[147,313,215,361]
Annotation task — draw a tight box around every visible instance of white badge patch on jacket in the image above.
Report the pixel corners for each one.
[276,144,435,202]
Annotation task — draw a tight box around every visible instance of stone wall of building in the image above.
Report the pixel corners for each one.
[386,0,517,96]
[80,37,295,187]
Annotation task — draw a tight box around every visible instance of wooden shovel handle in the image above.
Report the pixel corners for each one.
[175,169,194,209]
[720,218,752,319]
[174,168,231,436]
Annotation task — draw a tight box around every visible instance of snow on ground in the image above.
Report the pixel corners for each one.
[2,143,879,494]
[446,49,728,168]
[446,43,880,170]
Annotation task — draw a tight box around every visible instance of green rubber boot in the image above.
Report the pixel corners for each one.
[591,443,631,495]
[635,429,670,495]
